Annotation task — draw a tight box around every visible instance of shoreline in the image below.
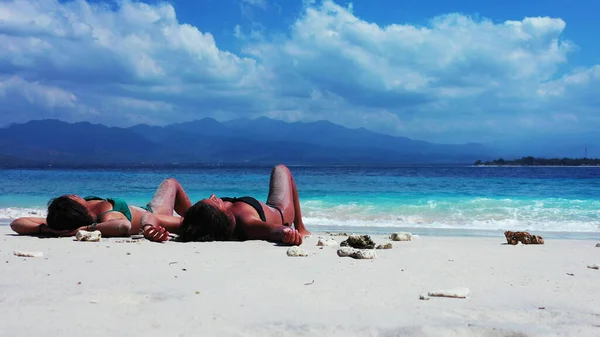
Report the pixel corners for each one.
[1,226,599,336]
[1,221,598,241]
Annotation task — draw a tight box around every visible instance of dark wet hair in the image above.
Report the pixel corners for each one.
[178,201,234,242]
[46,196,95,230]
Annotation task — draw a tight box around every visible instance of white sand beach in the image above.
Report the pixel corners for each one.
[1,226,598,337]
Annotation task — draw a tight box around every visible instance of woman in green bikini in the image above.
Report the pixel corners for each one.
[9,178,190,242]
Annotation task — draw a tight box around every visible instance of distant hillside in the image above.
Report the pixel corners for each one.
[0,118,495,166]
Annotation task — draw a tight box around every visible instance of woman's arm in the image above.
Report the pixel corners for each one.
[91,219,132,237]
[140,213,183,242]
[10,217,47,235]
[10,216,131,237]
[242,218,304,245]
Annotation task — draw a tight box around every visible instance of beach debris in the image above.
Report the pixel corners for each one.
[376,243,393,249]
[596,243,600,247]
[587,264,599,270]
[13,250,43,258]
[326,232,350,236]
[426,287,470,299]
[337,247,356,257]
[75,230,102,242]
[504,231,544,245]
[390,232,413,241]
[316,238,338,247]
[336,247,377,259]
[114,239,141,244]
[286,246,308,257]
[304,280,315,285]
[419,293,431,300]
[349,249,377,259]
[340,235,376,249]
[538,307,545,310]
[566,273,574,276]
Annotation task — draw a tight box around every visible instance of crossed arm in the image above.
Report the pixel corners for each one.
[10,216,131,237]
[241,218,304,245]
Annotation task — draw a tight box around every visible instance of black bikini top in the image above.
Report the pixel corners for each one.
[220,196,266,222]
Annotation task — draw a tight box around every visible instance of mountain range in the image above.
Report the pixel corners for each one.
[0,118,496,167]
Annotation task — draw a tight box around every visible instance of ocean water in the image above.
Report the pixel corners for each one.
[1,166,599,239]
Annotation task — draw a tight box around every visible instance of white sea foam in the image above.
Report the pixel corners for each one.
[2,196,600,233]
[301,197,600,233]
[0,207,47,220]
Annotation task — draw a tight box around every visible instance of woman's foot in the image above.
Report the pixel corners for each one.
[294,222,311,236]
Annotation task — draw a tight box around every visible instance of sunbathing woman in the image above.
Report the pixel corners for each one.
[10,178,191,241]
[142,164,311,245]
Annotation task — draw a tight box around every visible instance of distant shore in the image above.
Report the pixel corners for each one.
[474,156,600,167]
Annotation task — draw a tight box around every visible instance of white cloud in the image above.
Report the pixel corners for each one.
[0,75,77,108]
[0,0,599,143]
[244,0,597,141]
[0,0,263,125]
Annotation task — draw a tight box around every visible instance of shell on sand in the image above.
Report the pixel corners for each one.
[13,250,44,258]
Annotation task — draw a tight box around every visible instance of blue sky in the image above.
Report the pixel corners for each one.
[1,0,599,145]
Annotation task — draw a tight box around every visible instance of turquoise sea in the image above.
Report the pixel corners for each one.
[1,166,599,239]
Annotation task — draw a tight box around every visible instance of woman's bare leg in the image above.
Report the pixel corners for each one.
[146,178,192,216]
[265,165,310,235]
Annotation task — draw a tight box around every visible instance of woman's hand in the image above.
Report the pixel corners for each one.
[143,225,169,242]
[281,227,303,246]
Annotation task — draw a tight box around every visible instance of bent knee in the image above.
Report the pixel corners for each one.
[272,164,290,175]
[163,177,178,184]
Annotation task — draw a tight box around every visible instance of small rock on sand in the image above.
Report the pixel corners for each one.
[316,238,338,247]
[349,250,377,259]
[596,243,600,247]
[75,230,102,242]
[286,246,308,257]
[337,247,377,259]
[337,247,355,257]
[340,235,376,249]
[587,264,599,270]
[376,243,393,249]
[390,232,413,241]
[13,250,44,258]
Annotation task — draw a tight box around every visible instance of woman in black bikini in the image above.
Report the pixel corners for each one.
[142,165,311,245]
